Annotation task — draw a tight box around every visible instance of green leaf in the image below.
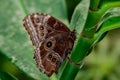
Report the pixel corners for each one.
[100,16,120,32]
[0,51,35,80]
[1,0,120,80]
[70,0,90,64]
[61,0,120,80]
[69,0,89,33]
[60,0,90,80]
[0,0,67,80]
[86,7,120,54]
[0,72,17,80]
[21,0,68,25]
[90,0,100,10]
[82,1,120,38]
[94,7,120,45]
[97,7,120,31]
[65,0,81,21]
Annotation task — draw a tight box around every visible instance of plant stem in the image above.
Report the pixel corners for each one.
[60,1,120,80]
[90,0,101,11]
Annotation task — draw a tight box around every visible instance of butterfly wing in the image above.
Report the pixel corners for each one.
[23,13,48,47]
[23,13,48,71]
[23,13,76,77]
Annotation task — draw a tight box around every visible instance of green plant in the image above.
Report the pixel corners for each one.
[75,32,120,80]
[0,0,120,80]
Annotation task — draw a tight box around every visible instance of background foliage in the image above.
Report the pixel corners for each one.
[0,0,120,80]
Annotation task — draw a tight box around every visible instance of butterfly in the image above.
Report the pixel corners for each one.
[23,13,76,76]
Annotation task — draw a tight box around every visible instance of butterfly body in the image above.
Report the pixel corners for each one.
[23,13,76,76]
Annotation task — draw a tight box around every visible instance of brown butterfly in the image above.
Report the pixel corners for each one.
[23,13,76,76]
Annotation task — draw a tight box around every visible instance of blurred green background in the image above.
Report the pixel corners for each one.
[0,0,120,80]
[75,28,120,80]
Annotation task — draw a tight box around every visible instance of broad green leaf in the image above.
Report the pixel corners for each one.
[88,7,120,53]
[70,0,90,62]
[94,7,120,45]
[22,0,68,26]
[0,0,67,79]
[82,1,120,37]
[90,0,101,10]
[0,72,17,80]
[65,0,81,21]
[100,16,120,32]
[61,0,120,80]
[70,0,89,34]
[0,51,34,80]
[60,0,90,80]
[97,7,120,31]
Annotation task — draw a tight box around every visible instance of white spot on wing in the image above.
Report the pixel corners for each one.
[34,14,38,18]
